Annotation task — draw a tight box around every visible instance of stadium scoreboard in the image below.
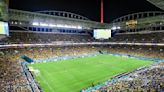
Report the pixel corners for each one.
[0,0,9,37]
[0,21,9,36]
[126,20,137,28]
[94,29,111,39]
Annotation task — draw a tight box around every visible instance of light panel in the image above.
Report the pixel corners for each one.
[32,22,82,29]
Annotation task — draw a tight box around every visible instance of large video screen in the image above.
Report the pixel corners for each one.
[0,21,9,36]
[94,29,111,39]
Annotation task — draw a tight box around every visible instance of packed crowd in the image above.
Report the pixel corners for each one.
[0,46,99,62]
[0,45,163,62]
[95,62,164,92]
[106,45,164,59]
[0,46,100,92]
[0,58,31,92]
[109,31,164,43]
[0,31,93,44]
[1,30,164,44]
[0,29,163,92]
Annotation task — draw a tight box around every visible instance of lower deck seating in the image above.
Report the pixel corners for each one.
[108,32,164,43]
[0,58,31,92]
[0,45,163,62]
[0,45,163,92]
[106,45,164,59]
[97,62,164,92]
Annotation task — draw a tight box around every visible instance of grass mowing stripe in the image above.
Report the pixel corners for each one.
[37,70,55,92]
[29,54,153,92]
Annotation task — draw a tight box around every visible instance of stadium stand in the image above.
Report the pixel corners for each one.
[106,45,164,59]
[0,45,163,62]
[0,46,98,61]
[109,31,164,43]
[95,62,164,92]
[1,0,164,91]
[1,30,164,44]
[0,58,31,92]
[0,31,93,44]
[0,43,163,92]
[1,10,164,91]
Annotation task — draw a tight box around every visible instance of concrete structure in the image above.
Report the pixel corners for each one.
[112,11,164,33]
[8,9,164,34]
[36,10,90,20]
[9,9,111,32]
[147,0,164,10]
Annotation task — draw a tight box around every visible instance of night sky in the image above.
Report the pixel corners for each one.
[9,0,162,23]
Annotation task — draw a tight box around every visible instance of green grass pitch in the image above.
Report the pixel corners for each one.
[29,54,153,92]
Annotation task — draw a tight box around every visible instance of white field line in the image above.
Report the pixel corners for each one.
[39,70,55,92]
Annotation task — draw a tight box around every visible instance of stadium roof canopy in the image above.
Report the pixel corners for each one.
[147,0,164,10]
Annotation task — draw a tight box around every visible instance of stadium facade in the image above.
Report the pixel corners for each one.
[0,0,164,92]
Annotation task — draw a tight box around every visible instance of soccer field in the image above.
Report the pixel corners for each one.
[29,54,153,92]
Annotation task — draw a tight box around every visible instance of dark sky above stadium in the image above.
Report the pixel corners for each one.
[9,0,162,23]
